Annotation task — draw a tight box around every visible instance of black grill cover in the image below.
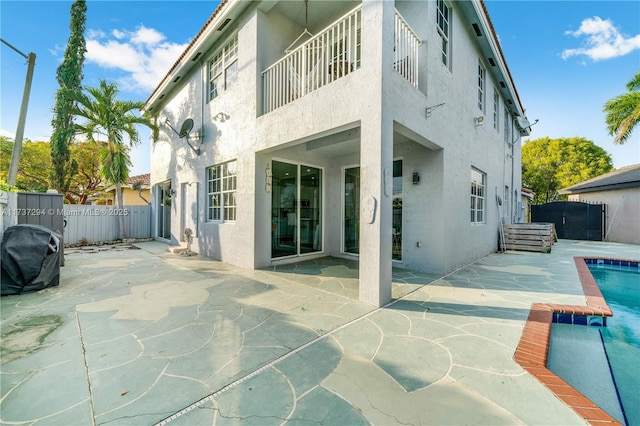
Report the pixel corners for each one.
[1,224,62,296]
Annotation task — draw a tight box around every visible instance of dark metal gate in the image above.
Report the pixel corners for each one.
[531,201,605,241]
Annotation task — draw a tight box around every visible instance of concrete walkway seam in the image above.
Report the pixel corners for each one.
[155,258,476,425]
[76,309,97,426]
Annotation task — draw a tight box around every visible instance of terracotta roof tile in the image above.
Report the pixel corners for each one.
[126,173,150,187]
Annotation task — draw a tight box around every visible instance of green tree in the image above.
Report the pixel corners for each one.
[0,137,50,192]
[522,137,613,204]
[1,136,107,202]
[67,140,107,204]
[64,79,156,238]
[604,71,640,144]
[50,0,87,192]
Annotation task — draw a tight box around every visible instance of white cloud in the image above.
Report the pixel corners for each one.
[112,29,126,39]
[0,128,15,139]
[85,25,188,93]
[562,17,640,61]
[48,44,65,57]
[130,26,165,46]
[87,29,106,39]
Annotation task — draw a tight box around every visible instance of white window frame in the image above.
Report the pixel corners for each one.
[493,90,499,130]
[504,106,510,144]
[478,61,486,112]
[436,0,450,68]
[470,167,486,225]
[206,160,237,222]
[208,34,238,102]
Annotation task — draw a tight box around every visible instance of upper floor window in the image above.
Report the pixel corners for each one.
[504,106,510,144]
[470,168,486,224]
[493,90,499,130]
[208,35,238,102]
[477,61,486,111]
[436,0,450,67]
[207,160,237,222]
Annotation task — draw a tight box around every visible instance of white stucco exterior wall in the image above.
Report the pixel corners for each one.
[147,0,528,305]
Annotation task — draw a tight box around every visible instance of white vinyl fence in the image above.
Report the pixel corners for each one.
[63,205,151,244]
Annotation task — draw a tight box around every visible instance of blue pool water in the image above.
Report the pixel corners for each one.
[589,264,640,426]
[548,263,639,426]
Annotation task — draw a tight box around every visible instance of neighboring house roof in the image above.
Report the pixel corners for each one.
[559,164,640,194]
[105,173,151,193]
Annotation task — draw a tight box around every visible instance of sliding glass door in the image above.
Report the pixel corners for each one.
[271,161,322,258]
[156,181,172,240]
[300,166,322,254]
[344,167,360,254]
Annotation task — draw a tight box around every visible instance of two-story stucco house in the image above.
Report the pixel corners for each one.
[145,0,532,307]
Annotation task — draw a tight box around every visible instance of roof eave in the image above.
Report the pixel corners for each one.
[458,0,528,123]
[144,0,237,114]
[560,181,640,194]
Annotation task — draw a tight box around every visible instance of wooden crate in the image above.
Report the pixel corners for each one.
[502,223,554,253]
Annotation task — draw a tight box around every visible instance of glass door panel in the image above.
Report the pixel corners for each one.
[271,161,298,258]
[300,166,322,254]
[392,160,403,261]
[157,181,172,240]
[343,161,402,259]
[344,167,360,254]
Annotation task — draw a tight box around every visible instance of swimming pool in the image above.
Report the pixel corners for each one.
[548,261,639,426]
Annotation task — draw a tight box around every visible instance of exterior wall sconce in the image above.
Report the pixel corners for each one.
[164,117,203,155]
[413,172,420,185]
[213,112,229,122]
[474,116,485,126]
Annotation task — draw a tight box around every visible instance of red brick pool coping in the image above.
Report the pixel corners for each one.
[514,257,622,425]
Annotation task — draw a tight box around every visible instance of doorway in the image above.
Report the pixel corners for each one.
[271,161,323,258]
[157,181,172,240]
[343,160,403,260]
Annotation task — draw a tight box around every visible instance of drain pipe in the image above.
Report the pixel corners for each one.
[511,121,515,223]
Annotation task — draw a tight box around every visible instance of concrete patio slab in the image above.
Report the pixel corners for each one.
[1,240,637,425]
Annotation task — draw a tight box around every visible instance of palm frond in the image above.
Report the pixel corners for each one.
[603,73,640,145]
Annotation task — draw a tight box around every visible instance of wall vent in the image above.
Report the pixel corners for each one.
[217,18,231,31]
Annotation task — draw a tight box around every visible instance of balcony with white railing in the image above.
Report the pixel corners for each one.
[394,11,420,88]
[262,6,420,114]
[262,5,362,114]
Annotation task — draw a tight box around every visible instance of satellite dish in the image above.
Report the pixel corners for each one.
[179,118,194,138]
[516,116,531,130]
[163,117,202,155]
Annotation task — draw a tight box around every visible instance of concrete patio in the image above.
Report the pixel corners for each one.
[1,240,637,425]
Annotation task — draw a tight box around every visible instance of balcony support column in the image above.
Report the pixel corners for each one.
[358,0,395,307]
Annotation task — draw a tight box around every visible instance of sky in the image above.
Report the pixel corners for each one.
[1,0,639,177]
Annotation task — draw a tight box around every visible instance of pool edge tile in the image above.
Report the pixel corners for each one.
[513,257,623,426]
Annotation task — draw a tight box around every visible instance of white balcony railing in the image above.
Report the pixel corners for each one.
[263,5,362,114]
[394,11,420,88]
[262,7,419,114]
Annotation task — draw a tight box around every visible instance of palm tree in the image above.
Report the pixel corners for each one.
[604,71,640,144]
[65,79,156,239]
